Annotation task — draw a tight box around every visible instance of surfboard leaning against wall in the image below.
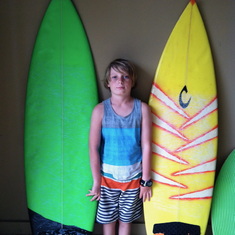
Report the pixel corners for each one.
[144,1,218,234]
[24,0,98,234]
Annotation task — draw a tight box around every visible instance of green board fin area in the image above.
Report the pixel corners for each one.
[24,0,98,233]
[211,149,235,234]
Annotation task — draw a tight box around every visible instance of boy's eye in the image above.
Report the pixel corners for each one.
[110,75,130,80]
[123,75,130,79]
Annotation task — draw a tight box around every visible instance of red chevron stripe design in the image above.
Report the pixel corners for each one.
[151,84,217,200]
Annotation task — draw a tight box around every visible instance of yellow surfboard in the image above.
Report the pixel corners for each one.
[144,1,218,234]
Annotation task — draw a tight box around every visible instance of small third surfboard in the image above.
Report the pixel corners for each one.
[211,150,235,234]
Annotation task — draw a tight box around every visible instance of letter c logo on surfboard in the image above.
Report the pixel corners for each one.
[179,85,191,109]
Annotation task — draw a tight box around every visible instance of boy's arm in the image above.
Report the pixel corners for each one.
[140,102,152,202]
[86,103,103,201]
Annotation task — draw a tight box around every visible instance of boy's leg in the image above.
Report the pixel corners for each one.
[103,221,117,235]
[118,221,131,235]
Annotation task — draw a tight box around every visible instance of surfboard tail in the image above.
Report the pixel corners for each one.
[153,222,200,235]
[28,209,92,235]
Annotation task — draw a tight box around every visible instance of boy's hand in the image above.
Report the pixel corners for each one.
[139,186,152,202]
[86,186,100,201]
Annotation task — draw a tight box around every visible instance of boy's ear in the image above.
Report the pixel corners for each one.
[131,80,135,88]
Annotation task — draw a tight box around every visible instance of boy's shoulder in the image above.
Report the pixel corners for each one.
[140,101,151,114]
[91,102,104,123]
[140,100,150,108]
[93,102,104,112]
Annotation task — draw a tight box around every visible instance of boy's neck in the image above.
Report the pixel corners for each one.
[110,95,133,105]
[110,96,134,117]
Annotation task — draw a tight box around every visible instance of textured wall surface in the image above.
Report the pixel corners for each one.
[0,0,234,234]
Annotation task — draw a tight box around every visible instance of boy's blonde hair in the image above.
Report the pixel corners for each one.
[104,58,137,89]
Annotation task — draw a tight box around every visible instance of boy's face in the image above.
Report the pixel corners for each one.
[108,68,133,96]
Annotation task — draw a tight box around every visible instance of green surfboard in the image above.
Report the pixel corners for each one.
[24,0,98,233]
[211,149,235,234]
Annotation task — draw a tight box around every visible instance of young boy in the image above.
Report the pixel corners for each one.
[87,59,152,235]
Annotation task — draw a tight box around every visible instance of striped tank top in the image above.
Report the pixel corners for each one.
[100,98,142,182]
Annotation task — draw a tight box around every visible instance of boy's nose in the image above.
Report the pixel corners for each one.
[117,77,124,83]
